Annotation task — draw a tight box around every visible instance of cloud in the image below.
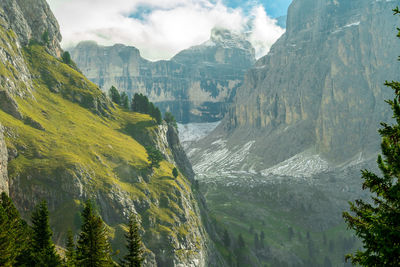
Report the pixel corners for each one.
[47,0,284,61]
[248,6,285,58]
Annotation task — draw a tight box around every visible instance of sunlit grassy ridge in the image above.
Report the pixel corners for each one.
[0,42,202,257]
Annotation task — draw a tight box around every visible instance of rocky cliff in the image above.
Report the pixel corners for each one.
[70,28,255,123]
[190,0,399,173]
[184,1,400,265]
[0,0,62,57]
[0,1,224,266]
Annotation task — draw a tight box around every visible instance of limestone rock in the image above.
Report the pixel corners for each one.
[201,0,400,170]
[0,0,62,57]
[71,29,255,123]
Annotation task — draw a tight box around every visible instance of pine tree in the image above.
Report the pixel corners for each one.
[288,227,294,241]
[259,230,265,248]
[172,167,179,179]
[65,230,76,267]
[254,233,259,250]
[164,112,177,129]
[62,51,72,65]
[121,92,129,109]
[342,8,400,266]
[223,229,231,247]
[145,146,163,169]
[238,234,245,249]
[30,200,62,266]
[120,215,144,267]
[76,200,113,267]
[0,192,30,266]
[153,107,162,125]
[109,86,121,105]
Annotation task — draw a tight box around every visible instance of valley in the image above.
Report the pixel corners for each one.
[1,0,399,266]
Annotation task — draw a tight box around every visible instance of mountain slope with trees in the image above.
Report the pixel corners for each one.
[0,0,225,266]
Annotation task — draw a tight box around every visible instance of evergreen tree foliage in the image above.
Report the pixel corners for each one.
[237,234,245,249]
[30,200,62,266]
[131,93,162,124]
[342,8,400,266]
[288,227,294,241]
[120,215,144,267]
[164,112,177,129]
[65,230,76,267]
[152,106,162,125]
[62,51,72,65]
[254,233,259,250]
[121,92,130,109]
[172,167,179,179]
[131,93,149,114]
[76,200,114,267]
[236,234,247,266]
[109,86,121,105]
[223,229,231,247]
[0,192,29,266]
[145,146,163,169]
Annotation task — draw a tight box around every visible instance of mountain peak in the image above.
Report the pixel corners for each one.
[205,27,253,51]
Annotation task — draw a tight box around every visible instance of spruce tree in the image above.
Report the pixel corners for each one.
[109,86,121,105]
[65,230,76,267]
[223,229,231,247]
[30,201,62,266]
[62,51,72,65]
[121,92,129,109]
[238,234,245,249]
[172,167,179,179]
[164,112,177,129]
[153,107,162,125]
[76,200,113,267]
[145,146,163,169]
[0,192,29,266]
[120,215,144,267]
[342,7,400,266]
[254,233,259,250]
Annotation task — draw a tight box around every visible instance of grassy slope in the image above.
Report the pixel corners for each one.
[203,180,359,267]
[0,41,201,257]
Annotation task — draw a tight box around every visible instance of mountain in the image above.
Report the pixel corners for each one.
[70,28,256,123]
[276,15,287,28]
[0,0,225,266]
[185,0,400,265]
[191,0,399,173]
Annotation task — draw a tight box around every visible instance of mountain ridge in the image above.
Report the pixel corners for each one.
[70,28,256,123]
[191,0,399,174]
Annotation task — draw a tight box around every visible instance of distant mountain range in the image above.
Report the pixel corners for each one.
[70,28,256,123]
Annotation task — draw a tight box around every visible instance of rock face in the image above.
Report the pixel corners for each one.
[184,1,400,265]
[0,124,8,194]
[0,0,62,57]
[70,28,255,123]
[195,0,399,172]
[0,0,62,118]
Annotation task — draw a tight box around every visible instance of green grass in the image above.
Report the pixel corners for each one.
[202,182,359,266]
[0,41,203,261]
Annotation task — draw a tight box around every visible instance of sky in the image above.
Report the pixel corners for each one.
[47,0,292,61]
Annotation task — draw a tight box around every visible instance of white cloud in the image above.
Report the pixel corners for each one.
[248,5,285,58]
[47,0,284,61]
